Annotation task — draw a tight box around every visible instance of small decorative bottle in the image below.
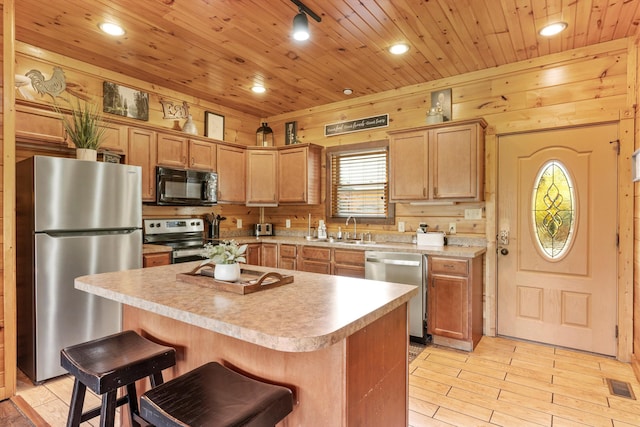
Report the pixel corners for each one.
[182,114,198,135]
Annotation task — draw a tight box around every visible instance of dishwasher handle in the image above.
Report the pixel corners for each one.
[365,257,421,267]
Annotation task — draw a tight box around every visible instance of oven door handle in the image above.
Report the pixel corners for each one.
[173,248,205,259]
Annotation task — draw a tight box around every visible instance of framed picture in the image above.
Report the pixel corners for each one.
[431,88,452,121]
[285,121,297,145]
[205,111,225,140]
[103,81,149,121]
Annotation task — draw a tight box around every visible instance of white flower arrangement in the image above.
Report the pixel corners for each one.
[201,240,247,265]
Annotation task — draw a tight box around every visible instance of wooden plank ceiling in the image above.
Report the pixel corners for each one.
[14,0,640,117]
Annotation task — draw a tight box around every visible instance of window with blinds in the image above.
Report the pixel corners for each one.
[329,148,389,218]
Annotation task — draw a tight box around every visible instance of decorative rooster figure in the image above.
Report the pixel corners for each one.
[25,66,67,100]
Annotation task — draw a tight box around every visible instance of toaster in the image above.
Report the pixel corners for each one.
[254,223,274,236]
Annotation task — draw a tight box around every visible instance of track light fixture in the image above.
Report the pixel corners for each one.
[290,0,321,41]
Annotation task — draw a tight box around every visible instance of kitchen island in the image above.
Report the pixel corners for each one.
[75,262,418,426]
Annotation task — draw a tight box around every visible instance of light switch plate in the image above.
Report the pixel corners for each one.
[398,221,405,232]
[464,208,483,220]
[286,219,291,228]
[237,219,242,228]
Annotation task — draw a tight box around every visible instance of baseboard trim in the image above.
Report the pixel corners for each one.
[10,395,49,427]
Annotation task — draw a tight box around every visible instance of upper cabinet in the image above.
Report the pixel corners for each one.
[189,139,217,171]
[388,119,486,203]
[246,147,278,206]
[277,144,322,205]
[217,144,246,203]
[16,104,66,146]
[156,132,188,169]
[127,127,157,202]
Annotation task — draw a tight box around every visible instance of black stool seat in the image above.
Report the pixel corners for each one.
[61,330,176,427]
[140,362,294,427]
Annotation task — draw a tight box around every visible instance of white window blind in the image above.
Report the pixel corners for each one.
[330,149,389,218]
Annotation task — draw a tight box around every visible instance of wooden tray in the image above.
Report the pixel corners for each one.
[176,262,294,295]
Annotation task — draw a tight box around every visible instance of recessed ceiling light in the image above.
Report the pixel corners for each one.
[343,88,353,95]
[539,22,568,37]
[251,85,266,94]
[99,22,125,36]
[389,43,410,55]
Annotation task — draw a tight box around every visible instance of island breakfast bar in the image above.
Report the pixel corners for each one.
[75,262,418,426]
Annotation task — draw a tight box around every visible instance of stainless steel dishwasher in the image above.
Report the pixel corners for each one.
[365,251,428,343]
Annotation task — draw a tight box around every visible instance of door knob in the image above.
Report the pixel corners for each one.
[500,248,509,255]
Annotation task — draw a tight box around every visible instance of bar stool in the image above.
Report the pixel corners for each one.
[61,330,177,427]
[140,362,294,427]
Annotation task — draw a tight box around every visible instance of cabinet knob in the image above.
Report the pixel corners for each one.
[500,248,509,256]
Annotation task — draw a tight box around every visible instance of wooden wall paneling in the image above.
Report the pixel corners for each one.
[3,0,17,400]
[631,36,640,378]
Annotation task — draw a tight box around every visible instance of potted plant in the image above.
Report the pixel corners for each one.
[201,240,248,281]
[56,99,107,161]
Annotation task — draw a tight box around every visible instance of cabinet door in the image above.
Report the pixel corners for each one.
[216,144,246,203]
[247,149,278,205]
[16,105,66,145]
[189,139,216,171]
[333,249,365,278]
[157,133,188,168]
[100,122,127,154]
[128,128,157,202]
[389,131,429,201]
[277,145,321,204]
[278,244,297,270]
[431,124,481,200]
[261,243,278,268]
[428,273,469,341]
[245,243,261,266]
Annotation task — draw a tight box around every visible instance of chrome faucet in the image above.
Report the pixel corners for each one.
[345,216,357,240]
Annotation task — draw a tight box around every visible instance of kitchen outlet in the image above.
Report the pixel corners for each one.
[398,221,405,232]
[237,219,242,228]
[464,208,483,220]
[286,219,291,228]
[449,223,456,234]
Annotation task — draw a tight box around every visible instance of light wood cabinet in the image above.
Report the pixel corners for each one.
[277,144,322,204]
[428,255,483,351]
[16,104,66,145]
[245,243,262,266]
[389,119,486,202]
[143,252,171,267]
[246,148,278,206]
[189,139,217,171]
[156,132,188,168]
[216,144,246,203]
[278,244,297,270]
[127,127,157,202]
[333,249,365,278]
[100,122,128,154]
[262,243,278,268]
[299,246,331,274]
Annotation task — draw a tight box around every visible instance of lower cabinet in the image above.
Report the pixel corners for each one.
[143,252,171,268]
[278,244,297,270]
[333,249,365,278]
[245,243,262,266]
[428,255,483,351]
[298,246,331,274]
[261,243,278,268]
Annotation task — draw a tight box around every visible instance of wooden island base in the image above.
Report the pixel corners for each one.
[124,303,409,426]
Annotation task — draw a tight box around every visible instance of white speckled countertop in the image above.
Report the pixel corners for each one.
[75,262,418,352]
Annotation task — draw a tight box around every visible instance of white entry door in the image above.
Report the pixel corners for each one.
[497,124,618,356]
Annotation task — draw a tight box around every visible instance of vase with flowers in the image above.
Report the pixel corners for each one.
[201,240,248,281]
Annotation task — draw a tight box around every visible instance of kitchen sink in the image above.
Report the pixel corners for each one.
[339,239,376,245]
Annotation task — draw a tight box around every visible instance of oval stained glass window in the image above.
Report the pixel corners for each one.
[531,161,575,259]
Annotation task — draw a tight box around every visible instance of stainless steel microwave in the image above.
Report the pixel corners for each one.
[156,166,217,206]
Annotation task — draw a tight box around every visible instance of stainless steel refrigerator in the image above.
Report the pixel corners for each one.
[16,156,142,382]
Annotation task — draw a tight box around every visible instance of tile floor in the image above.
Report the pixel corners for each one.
[15,336,640,427]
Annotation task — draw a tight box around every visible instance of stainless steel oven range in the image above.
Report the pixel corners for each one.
[144,218,218,263]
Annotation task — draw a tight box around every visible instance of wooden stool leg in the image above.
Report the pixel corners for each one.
[100,390,117,427]
[126,382,140,426]
[66,379,86,427]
